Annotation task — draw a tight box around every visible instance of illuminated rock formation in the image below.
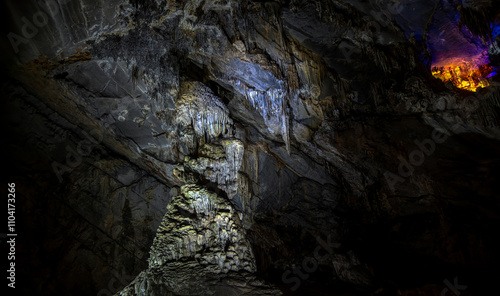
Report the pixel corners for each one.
[431,59,493,91]
[175,82,233,145]
[117,185,280,296]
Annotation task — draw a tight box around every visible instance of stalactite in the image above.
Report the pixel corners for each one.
[176,81,233,145]
[244,81,291,153]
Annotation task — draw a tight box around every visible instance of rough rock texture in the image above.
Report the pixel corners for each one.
[2,0,500,295]
[118,184,280,296]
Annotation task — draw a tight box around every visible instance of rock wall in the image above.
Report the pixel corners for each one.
[2,0,500,295]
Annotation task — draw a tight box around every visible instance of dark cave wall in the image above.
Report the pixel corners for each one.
[2,0,500,295]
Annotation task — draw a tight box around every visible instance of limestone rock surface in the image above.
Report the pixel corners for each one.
[2,0,500,295]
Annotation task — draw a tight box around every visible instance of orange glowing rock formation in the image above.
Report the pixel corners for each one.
[431,60,493,92]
